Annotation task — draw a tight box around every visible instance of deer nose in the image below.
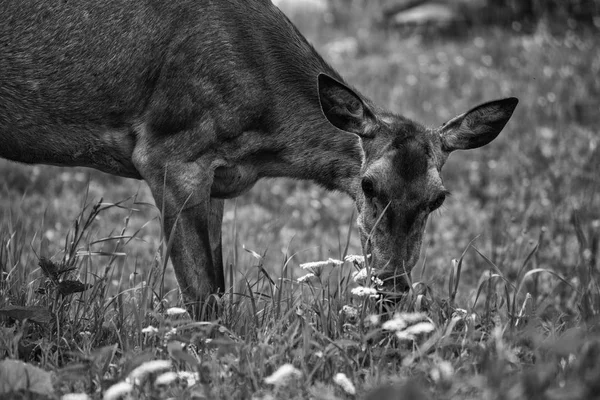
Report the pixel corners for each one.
[379,273,411,295]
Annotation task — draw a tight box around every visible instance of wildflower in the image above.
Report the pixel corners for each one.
[353,268,384,287]
[344,254,365,264]
[300,258,343,270]
[385,312,429,327]
[164,327,177,340]
[314,351,324,358]
[297,272,316,283]
[382,317,407,332]
[61,394,90,400]
[333,373,356,395]
[352,268,368,284]
[79,331,92,339]
[141,325,159,334]
[365,314,380,326]
[395,321,435,341]
[451,308,468,319]
[372,276,384,286]
[430,360,454,383]
[166,307,188,316]
[103,381,132,400]
[264,364,302,385]
[177,371,198,387]
[128,360,171,385]
[154,371,178,386]
[351,286,378,298]
[341,305,358,318]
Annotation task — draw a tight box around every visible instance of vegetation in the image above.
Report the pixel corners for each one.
[1,3,599,399]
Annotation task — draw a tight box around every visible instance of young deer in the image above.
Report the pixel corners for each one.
[0,0,517,316]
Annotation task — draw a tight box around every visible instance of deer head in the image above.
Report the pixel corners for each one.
[318,73,518,294]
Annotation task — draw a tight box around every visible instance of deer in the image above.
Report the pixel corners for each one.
[0,0,517,317]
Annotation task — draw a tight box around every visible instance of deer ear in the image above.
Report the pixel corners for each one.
[440,97,518,152]
[318,73,375,137]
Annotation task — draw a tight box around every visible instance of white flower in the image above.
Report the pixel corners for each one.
[451,308,468,319]
[382,317,407,332]
[141,325,159,334]
[103,381,133,400]
[430,360,454,383]
[333,373,356,395]
[395,321,435,341]
[344,254,365,264]
[164,327,177,340]
[352,269,383,286]
[154,371,178,386]
[166,307,188,316]
[382,313,434,340]
[341,305,358,318]
[350,286,378,297]
[372,276,384,286]
[365,314,380,326]
[177,371,198,387]
[128,360,172,385]
[61,394,91,400]
[384,312,429,328]
[300,258,343,270]
[297,272,316,283]
[264,364,302,385]
[352,268,368,284]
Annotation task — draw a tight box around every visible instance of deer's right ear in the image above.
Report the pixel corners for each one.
[318,73,375,137]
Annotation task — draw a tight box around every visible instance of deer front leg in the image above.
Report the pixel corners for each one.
[208,197,225,294]
[133,148,223,318]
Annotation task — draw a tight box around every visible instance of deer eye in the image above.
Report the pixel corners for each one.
[361,177,376,198]
[429,192,447,211]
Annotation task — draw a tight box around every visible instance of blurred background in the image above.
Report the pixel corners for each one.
[1,0,599,306]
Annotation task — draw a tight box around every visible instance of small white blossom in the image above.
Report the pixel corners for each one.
[103,381,133,400]
[300,258,343,270]
[314,351,324,358]
[365,314,380,326]
[341,305,358,318]
[154,371,178,386]
[297,272,316,283]
[344,254,365,264]
[128,360,172,385]
[372,276,384,286]
[61,394,91,400]
[351,286,378,297]
[353,268,384,286]
[333,373,356,395]
[382,317,407,332]
[395,321,435,341]
[352,268,368,284]
[431,360,454,383]
[141,325,159,334]
[166,307,188,316]
[164,327,177,341]
[177,371,198,387]
[264,364,302,385]
[451,308,468,319]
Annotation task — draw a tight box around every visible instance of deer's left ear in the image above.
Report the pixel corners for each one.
[318,73,376,137]
[440,97,518,152]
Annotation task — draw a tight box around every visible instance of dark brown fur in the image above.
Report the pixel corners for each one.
[0,0,518,315]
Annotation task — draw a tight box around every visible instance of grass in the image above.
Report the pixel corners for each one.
[1,5,600,400]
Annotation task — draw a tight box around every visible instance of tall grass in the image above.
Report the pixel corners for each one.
[1,7,599,400]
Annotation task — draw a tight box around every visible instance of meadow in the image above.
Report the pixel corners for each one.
[1,2,599,399]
